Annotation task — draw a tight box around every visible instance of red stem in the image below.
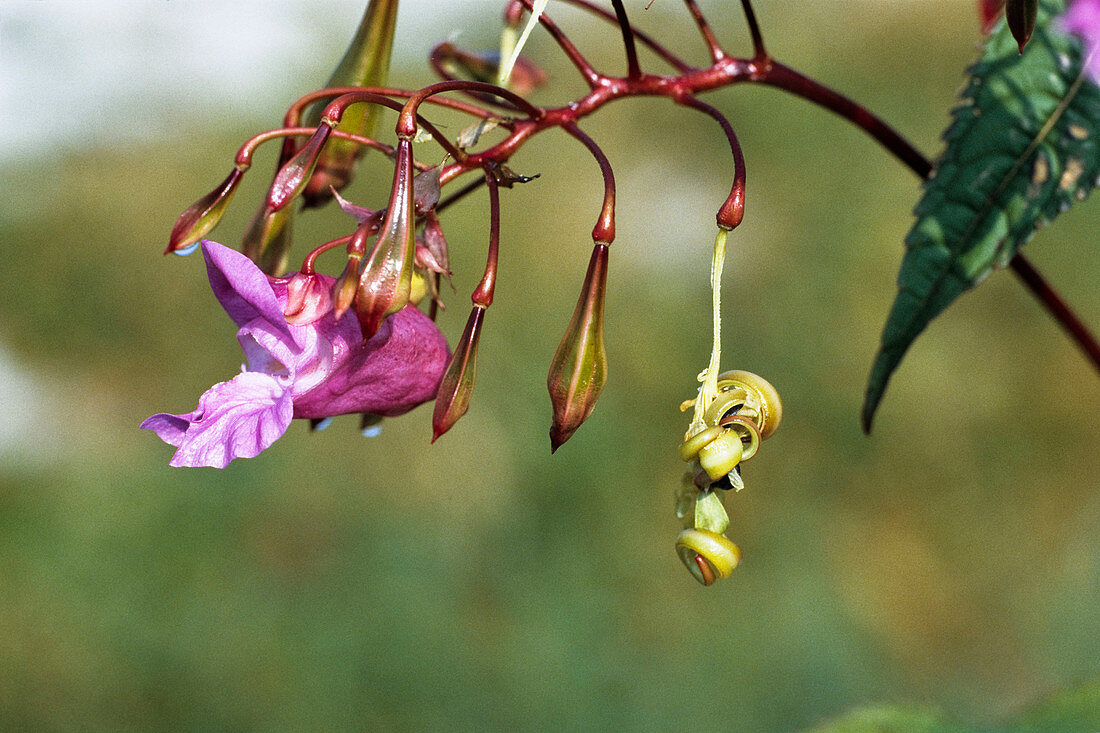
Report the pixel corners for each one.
[683,0,727,63]
[236,127,402,168]
[471,166,501,307]
[739,0,767,61]
[610,0,642,79]
[1010,255,1100,371]
[557,0,693,73]
[757,61,932,178]
[302,234,354,275]
[396,80,544,139]
[677,96,745,229]
[224,4,1099,375]
[564,123,615,245]
[322,91,466,161]
[511,0,602,88]
[287,85,500,127]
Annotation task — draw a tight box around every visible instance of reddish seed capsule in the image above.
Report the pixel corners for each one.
[432,305,485,442]
[166,167,245,254]
[547,244,609,452]
[355,139,416,339]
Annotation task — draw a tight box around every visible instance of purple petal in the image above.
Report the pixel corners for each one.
[1061,0,1100,82]
[292,305,450,419]
[238,316,336,397]
[141,371,293,468]
[201,240,293,340]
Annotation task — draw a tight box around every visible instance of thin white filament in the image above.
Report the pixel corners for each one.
[497,0,549,87]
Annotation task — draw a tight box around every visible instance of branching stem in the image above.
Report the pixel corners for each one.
[232,1,1100,381]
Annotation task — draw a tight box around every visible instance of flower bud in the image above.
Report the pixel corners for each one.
[547,244,608,453]
[282,272,332,326]
[1006,0,1037,52]
[422,212,453,284]
[433,43,548,98]
[267,124,333,213]
[432,305,484,442]
[414,242,447,277]
[355,139,416,339]
[413,166,442,215]
[332,252,363,320]
[166,167,244,253]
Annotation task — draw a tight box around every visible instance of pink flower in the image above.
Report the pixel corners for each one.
[1061,0,1100,82]
[141,241,449,468]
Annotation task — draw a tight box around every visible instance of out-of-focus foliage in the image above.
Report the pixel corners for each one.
[0,2,1098,730]
[864,0,1100,428]
[810,677,1100,731]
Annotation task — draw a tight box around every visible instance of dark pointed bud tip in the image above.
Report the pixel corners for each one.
[267,125,332,212]
[549,425,571,454]
[431,306,484,442]
[547,245,609,452]
[166,168,244,254]
[1005,0,1037,53]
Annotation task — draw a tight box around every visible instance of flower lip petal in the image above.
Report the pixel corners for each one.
[141,370,294,468]
[201,240,293,340]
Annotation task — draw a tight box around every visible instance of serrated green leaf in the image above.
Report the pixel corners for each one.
[862,0,1100,431]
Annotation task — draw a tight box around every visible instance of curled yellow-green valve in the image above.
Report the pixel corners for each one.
[675,370,782,586]
[676,528,741,586]
[678,426,723,463]
[697,430,743,481]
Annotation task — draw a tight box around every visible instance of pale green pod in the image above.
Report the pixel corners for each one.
[721,415,761,463]
[715,370,782,439]
[698,429,743,480]
[676,528,742,586]
[702,390,747,429]
[679,426,724,463]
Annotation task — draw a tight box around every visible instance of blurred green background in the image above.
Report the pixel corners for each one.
[2,1,1099,729]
